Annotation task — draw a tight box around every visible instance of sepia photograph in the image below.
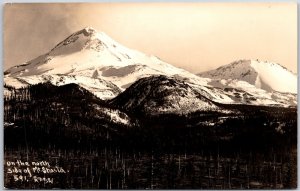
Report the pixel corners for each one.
[3,2,297,189]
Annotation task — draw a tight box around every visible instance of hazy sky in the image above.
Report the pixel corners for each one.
[4,2,297,73]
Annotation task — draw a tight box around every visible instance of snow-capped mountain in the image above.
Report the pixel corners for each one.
[4,27,297,109]
[4,27,200,99]
[199,59,297,94]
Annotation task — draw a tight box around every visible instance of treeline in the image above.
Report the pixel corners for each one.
[117,110,296,155]
[4,82,297,155]
[4,83,129,150]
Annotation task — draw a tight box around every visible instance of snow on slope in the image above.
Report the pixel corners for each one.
[110,75,223,115]
[200,78,296,106]
[4,28,297,107]
[93,104,131,126]
[4,74,121,99]
[4,27,201,96]
[199,59,297,94]
[111,75,292,115]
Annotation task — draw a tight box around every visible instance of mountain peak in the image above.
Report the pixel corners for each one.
[72,26,98,37]
[50,27,99,52]
[4,27,199,97]
[82,27,97,35]
[199,59,297,94]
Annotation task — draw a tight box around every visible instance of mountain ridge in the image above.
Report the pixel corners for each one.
[199,59,297,94]
[4,27,203,99]
[4,27,297,108]
[110,75,222,115]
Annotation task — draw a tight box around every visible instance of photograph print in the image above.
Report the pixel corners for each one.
[3,2,297,189]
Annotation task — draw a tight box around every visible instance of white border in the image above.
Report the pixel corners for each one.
[0,1,298,190]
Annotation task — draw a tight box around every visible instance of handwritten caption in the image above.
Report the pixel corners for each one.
[5,160,67,184]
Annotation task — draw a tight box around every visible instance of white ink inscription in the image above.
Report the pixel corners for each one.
[5,159,66,184]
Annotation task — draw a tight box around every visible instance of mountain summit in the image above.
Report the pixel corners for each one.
[4,28,297,108]
[5,27,150,77]
[199,59,297,94]
[4,27,200,99]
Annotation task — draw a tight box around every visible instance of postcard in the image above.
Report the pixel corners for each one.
[3,2,297,189]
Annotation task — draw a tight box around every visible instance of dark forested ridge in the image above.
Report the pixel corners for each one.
[4,82,297,189]
[4,83,136,149]
[4,82,296,152]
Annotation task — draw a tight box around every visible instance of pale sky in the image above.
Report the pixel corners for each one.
[4,2,297,73]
